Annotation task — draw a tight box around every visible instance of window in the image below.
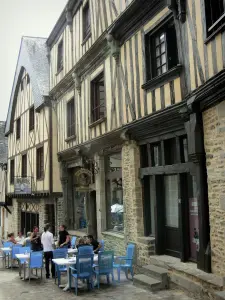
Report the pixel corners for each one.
[67,99,75,137]
[164,138,177,165]
[83,1,91,40]
[21,154,27,178]
[27,74,30,84]
[205,0,225,35]
[29,106,35,131]
[106,153,123,232]
[16,118,21,140]
[57,40,63,72]
[151,143,161,167]
[36,147,44,180]
[180,136,188,163]
[146,22,178,80]
[91,72,105,123]
[10,159,14,184]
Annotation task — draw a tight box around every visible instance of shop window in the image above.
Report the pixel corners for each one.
[145,21,178,80]
[21,154,27,178]
[10,159,14,184]
[91,72,105,123]
[36,147,44,180]
[83,1,91,40]
[164,138,177,165]
[16,118,21,140]
[205,0,224,35]
[29,106,35,131]
[67,99,75,138]
[106,153,123,232]
[73,191,87,231]
[57,40,63,72]
[151,143,161,166]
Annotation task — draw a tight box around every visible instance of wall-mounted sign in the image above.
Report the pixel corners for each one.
[14,177,32,194]
[74,168,93,192]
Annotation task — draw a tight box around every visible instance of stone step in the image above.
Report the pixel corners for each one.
[141,264,168,288]
[133,274,162,292]
[214,291,225,300]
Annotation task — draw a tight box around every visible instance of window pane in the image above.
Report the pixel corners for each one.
[155,36,160,46]
[156,46,160,57]
[162,64,167,73]
[162,53,166,64]
[161,42,165,53]
[156,58,161,67]
[73,192,87,230]
[160,33,165,42]
[165,175,179,228]
[106,153,123,232]
[157,68,161,76]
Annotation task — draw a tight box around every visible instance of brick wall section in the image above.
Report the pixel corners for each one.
[39,199,46,233]
[102,232,126,256]
[10,199,21,235]
[122,140,144,244]
[203,101,225,275]
[56,197,64,228]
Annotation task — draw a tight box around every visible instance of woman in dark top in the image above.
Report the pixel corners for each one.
[58,224,71,248]
[30,226,42,251]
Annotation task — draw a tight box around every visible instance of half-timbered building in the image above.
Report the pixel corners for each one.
[5,37,62,236]
[46,0,225,288]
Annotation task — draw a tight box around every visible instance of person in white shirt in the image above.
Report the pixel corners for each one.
[15,231,25,245]
[41,225,55,279]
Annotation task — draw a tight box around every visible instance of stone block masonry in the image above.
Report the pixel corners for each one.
[203,100,225,275]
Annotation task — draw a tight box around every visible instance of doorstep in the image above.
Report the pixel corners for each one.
[149,255,225,299]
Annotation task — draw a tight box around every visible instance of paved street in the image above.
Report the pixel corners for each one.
[0,269,194,300]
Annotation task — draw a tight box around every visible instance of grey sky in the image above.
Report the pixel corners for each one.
[0,0,68,121]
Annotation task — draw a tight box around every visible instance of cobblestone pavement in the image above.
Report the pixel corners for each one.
[0,269,194,300]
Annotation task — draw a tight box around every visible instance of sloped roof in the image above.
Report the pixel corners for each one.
[5,36,49,135]
[0,121,7,163]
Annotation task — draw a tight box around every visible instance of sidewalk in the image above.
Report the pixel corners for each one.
[0,269,194,300]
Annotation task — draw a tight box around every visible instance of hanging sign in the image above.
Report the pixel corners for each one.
[74,168,93,192]
[14,177,32,194]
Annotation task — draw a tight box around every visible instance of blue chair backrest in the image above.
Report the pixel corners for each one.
[98,251,114,273]
[3,242,13,248]
[71,236,77,248]
[76,254,94,277]
[25,240,31,247]
[126,244,135,266]
[53,248,67,259]
[78,245,93,255]
[11,244,22,259]
[19,247,31,254]
[100,240,105,252]
[29,251,43,268]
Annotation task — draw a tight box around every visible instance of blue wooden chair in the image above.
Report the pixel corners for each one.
[11,244,22,269]
[78,245,93,255]
[71,236,77,249]
[3,242,13,268]
[28,251,43,282]
[53,248,67,285]
[101,240,105,251]
[94,251,114,289]
[69,253,94,295]
[113,244,135,282]
[25,240,31,247]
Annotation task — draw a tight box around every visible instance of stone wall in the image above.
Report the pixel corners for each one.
[102,232,126,256]
[56,197,64,229]
[39,199,47,233]
[10,199,21,235]
[203,101,225,275]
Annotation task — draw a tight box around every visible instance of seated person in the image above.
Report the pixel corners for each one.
[87,235,102,254]
[15,231,25,245]
[7,233,17,244]
[76,238,87,249]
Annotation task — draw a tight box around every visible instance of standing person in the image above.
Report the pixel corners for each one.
[41,225,55,279]
[15,231,25,245]
[30,226,42,251]
[58,225,71,248]
[87,235,102,253]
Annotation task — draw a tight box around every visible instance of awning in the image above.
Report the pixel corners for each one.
[0,202,12,214]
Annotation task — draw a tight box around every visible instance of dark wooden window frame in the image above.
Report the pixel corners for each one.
[16,118,21,140]
[10,159,15,184]
[57,39,63,73]
[90,72,106,124]
[204,0,225,37]
[145,18,179,82]
[29,106,35,131]
[36,146,44,180]
[67,98,75,138]
[83,1,91,41]
[21,154,27,178]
